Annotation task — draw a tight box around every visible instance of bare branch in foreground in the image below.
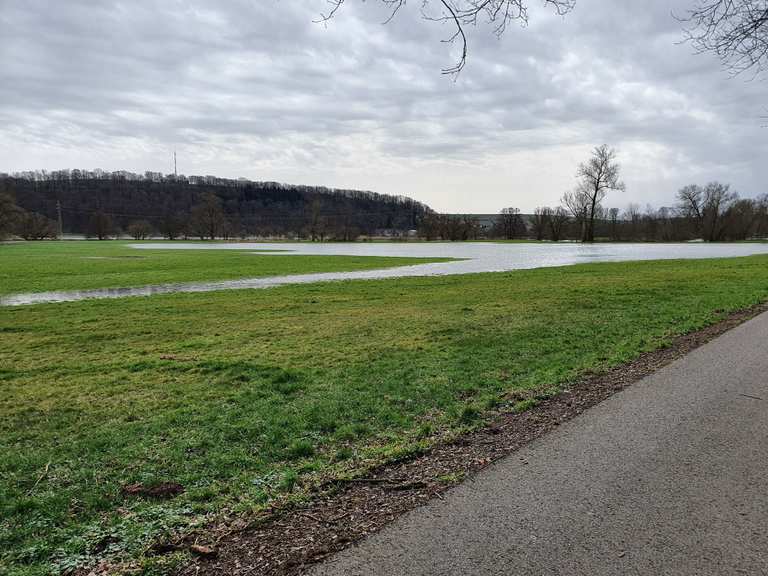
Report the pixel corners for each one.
[678,0,768,76]
[316,0,575,74]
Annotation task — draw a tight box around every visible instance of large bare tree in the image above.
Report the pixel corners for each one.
[573,144,625,243]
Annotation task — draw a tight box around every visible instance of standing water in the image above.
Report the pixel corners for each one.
[3,241,768,306]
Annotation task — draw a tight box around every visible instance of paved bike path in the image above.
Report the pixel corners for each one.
[309,311,768,575]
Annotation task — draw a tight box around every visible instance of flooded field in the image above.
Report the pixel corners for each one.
[3,241,768,306]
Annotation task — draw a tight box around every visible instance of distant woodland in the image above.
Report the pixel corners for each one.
[0,170,429,240]
[1,170,766,242]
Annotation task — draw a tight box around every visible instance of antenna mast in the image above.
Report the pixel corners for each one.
[173,150,178,177]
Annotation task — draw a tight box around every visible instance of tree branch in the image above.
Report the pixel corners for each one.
[317,0,575,74]
[678,0,768,76]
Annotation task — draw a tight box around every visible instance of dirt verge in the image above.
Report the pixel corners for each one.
[179,303,768,576]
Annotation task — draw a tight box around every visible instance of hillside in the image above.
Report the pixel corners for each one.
[0,170,431,239]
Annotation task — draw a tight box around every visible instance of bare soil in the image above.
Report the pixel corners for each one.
[178,303,768,576]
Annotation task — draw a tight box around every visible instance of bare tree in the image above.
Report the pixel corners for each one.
[419,212,442,240]
[574,145,625,242]
[87,210,114,240]
[498,207,526,239]
[189,193,227,240]
[562,188,590,241]
[0,192,22,239]
[159,213,186,240]
[548,206,569,241]
[680,0,768,76]
[461,215,482,240]
[608,207,621,241]
[757,193,768,237]
[676,181,738,241]
[319,0,574,74]
[621,202,640,240]
[308,198,325,241]
[127,220,154,240]
[16,212,58,240]
[531,207,551,240]
[726,197,762,239]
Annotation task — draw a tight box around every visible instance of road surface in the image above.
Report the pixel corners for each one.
[309,311,768,576]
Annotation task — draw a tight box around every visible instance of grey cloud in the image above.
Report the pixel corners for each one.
[0,0,765,212]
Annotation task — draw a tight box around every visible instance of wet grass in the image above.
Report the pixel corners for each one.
[2,255,768,574]
[0,241,449,296]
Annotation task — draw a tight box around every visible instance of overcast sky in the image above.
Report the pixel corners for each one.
[1,0,766,212]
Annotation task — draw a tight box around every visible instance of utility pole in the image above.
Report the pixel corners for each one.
[56,200,63,239]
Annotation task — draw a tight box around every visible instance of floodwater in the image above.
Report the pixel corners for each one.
[3,241,768,306]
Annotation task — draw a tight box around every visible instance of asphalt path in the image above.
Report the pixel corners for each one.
[309,311,768,576]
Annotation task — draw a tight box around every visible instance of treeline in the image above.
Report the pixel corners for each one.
[0,170,430,240]
[422,183,768,242]
[0,191,58,240]
[2,171,766,243]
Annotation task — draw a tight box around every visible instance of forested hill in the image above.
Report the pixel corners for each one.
[0,170,431,239]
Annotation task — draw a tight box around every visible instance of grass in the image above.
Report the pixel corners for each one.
[3,254,768,575]
[0,241,450,296]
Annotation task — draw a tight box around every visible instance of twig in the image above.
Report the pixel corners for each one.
[27,461,51,495]
[300,511,325,523]
[337,477,408,484]
[328,511,351,523]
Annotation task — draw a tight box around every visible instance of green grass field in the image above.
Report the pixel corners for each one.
[3,249,768,575]
[0,241,449,296]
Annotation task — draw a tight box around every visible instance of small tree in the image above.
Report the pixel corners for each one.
[531,207,552,241]
[756,194,768,238]
[87,210,114,240]
[562,188,590,240]
[189,193,227,240]
[608,207,621,241]
[419,212,443,240]
[498,207,526,239]
[308,198,325,241]
[624,203,642,240]
[548,207,570,241]
[127,220,154,240]
[159,213,186,240]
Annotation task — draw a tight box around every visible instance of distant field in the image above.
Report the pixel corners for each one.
[0,241,449,296]
[3,255,768,575]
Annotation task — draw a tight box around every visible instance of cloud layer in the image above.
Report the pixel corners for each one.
[1,0,766,212]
